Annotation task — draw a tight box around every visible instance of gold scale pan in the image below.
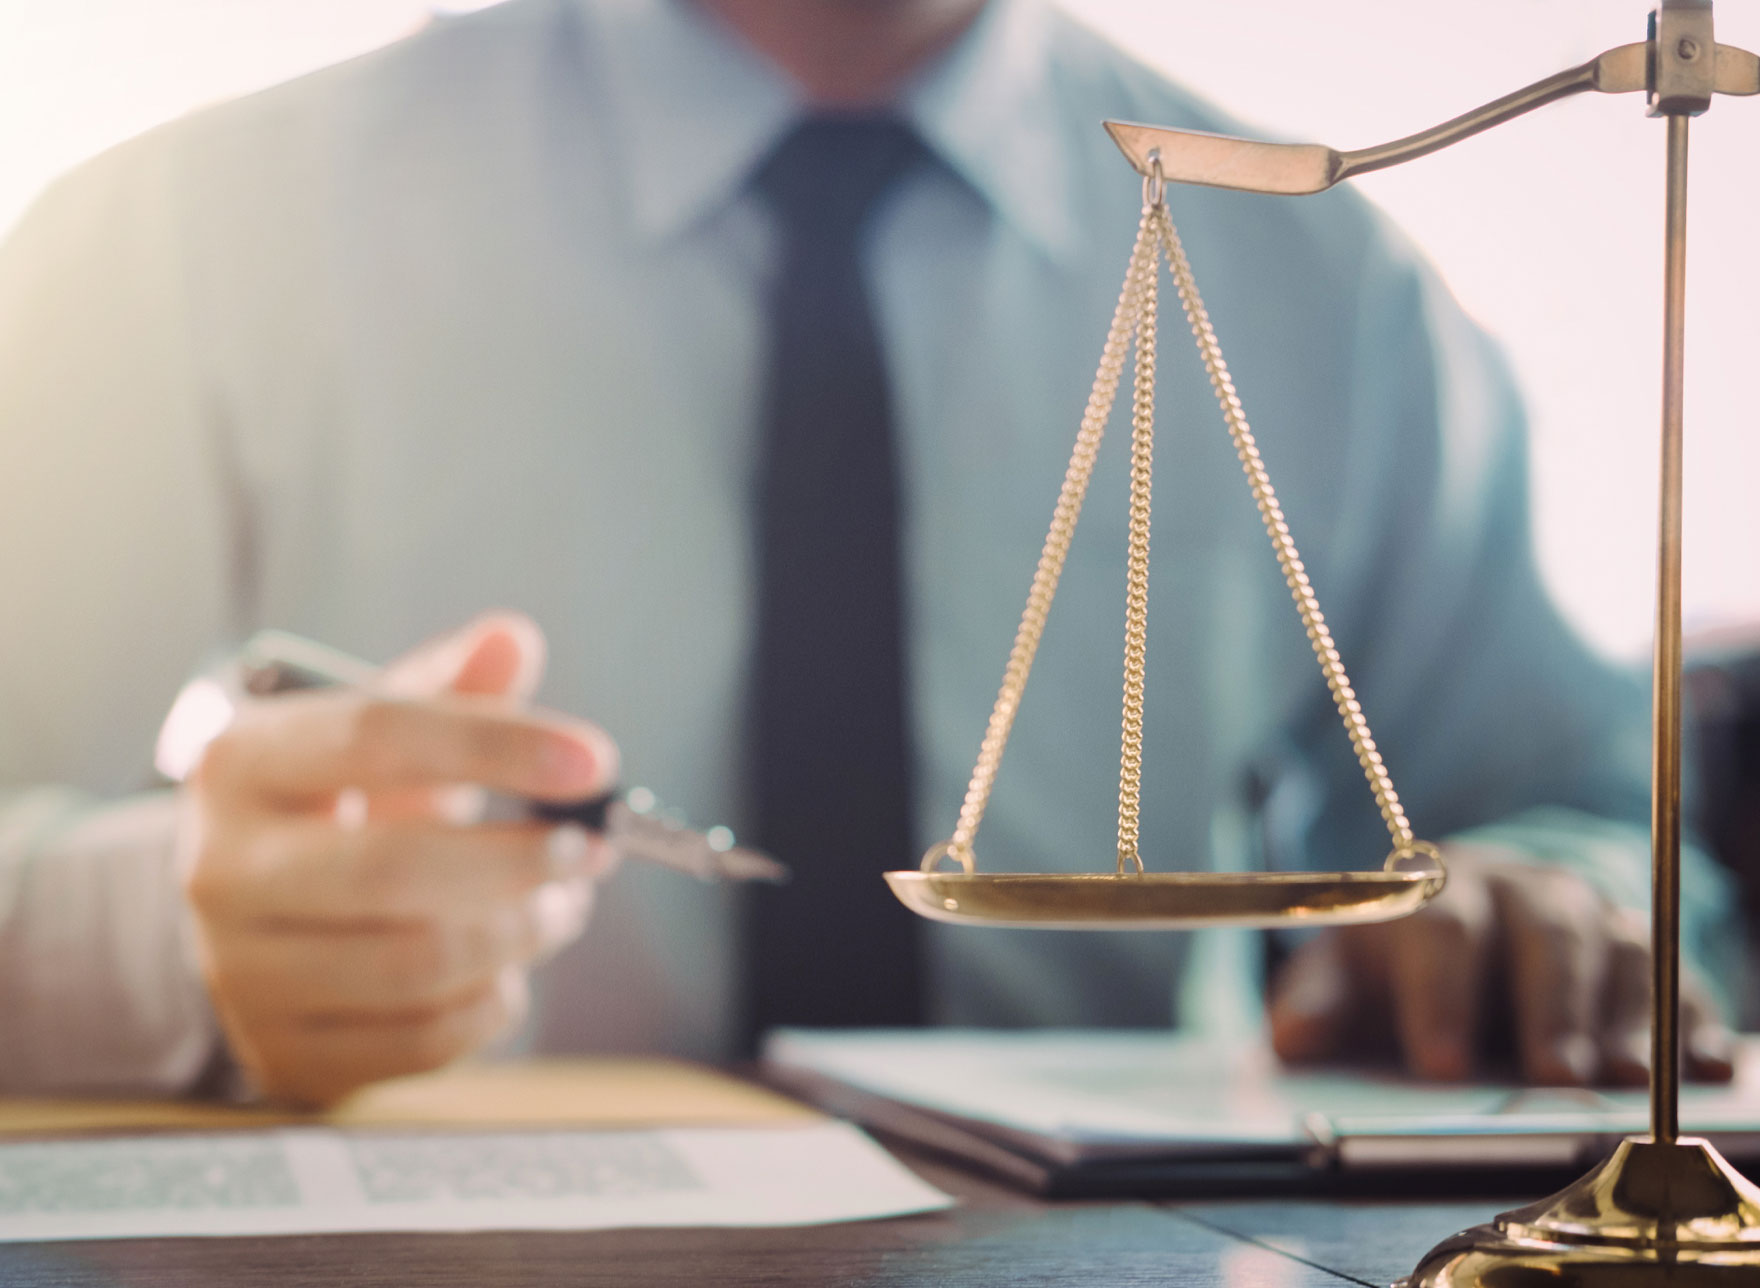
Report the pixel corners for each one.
[883,869,1443,932]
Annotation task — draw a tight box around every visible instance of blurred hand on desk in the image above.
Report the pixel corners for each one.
[1268,842,1734,1087]
[176,613,621,1106]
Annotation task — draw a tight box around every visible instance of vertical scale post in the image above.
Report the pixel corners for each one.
[1646,0,1712,1149]
[1650,111,1688,1147]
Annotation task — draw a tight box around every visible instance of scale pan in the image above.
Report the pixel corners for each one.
[884,869,1443,930]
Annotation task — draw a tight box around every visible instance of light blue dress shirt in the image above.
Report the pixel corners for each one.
[0,0,1732,1087]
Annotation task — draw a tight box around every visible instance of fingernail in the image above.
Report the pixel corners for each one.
[547,824,590,877]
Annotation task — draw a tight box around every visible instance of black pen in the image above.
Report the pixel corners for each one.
[155,630,788,885]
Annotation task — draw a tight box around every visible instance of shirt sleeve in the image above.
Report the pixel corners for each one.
[0,791,219,1092]
[1274,208,1741,1009]
[0,137,232,1092]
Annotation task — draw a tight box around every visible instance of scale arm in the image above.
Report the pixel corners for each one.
[1105,39,1757,196]
[1717,42,1760,94]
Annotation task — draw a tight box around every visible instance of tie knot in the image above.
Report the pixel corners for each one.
[754,115,926,239]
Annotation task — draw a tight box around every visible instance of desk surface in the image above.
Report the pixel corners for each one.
[0,1142,1524,1287]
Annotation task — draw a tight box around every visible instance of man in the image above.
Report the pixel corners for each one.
[0,0,1736,1105]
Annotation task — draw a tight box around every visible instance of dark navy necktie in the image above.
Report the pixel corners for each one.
[746,116,928,1040]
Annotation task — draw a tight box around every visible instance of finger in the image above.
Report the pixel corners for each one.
[1683,979,1736,1083]
[1597,920,1652,1087]
[208,882,590,1017]
[197,818,613,922]
[240,971,526,1107]
[1387,872,1494,1081]
[1495,869,1607,1085]
[1269,932,1359,1064]
[383,612,547,702]
[200,690,617,805]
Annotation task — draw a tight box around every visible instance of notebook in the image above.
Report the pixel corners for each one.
[764,1028,1760,1197]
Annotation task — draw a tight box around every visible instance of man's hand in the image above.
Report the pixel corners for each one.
[1268,843,1734,1086]
[178,613,620,1106]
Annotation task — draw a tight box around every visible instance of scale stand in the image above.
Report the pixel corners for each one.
[887,0,1760,1279]
[1103,1,1759,1281]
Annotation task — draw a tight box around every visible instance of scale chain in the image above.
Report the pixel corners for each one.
[927,190,1436,876]
[929,208,1161,873]
[1116,244,1157,874]
[1153,203,1420,859]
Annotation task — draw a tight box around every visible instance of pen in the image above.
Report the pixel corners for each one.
[155,629,789,885]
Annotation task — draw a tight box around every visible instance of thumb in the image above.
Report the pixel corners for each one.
[1268,931,1358,1065]
[383,611,548,701]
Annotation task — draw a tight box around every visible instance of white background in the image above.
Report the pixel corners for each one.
[2,1,1756,659]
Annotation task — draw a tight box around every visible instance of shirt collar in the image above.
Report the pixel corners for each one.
[580,0,1081,264]
[581,0,800,245]
[901,0,1080,264]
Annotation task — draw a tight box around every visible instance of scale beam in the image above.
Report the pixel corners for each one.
[1104,41,1758,197]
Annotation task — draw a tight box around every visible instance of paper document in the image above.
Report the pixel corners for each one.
[0,1121,952,1242]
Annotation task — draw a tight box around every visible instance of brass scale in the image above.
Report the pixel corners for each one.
[879,1,1760,1281]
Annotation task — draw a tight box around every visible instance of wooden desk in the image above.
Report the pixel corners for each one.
[0,1142,1524,1287]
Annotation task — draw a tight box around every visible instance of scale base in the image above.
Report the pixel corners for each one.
[1397,1136,1760,1286]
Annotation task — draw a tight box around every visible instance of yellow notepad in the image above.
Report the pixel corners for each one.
[0,1058,818,1137]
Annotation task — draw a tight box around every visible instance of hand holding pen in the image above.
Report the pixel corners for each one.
[160,613,779,1106]
[170,628,785,885]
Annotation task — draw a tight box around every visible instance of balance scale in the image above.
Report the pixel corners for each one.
[885,2,1760,1280]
